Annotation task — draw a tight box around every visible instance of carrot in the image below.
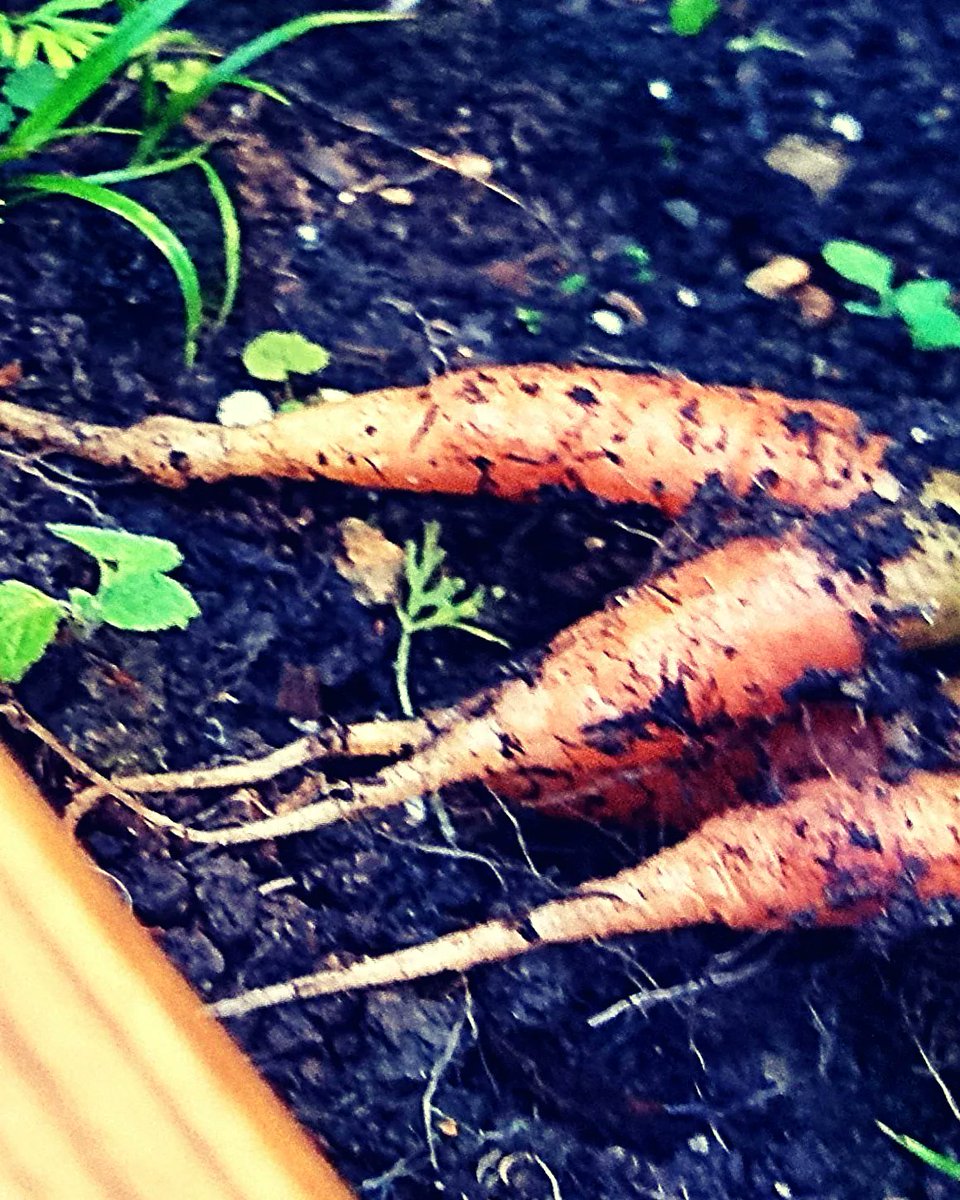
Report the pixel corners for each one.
[164,529,887,845]
[0,364,894,515]
[208,768,960,1016]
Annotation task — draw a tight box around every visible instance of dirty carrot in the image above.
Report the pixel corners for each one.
[209,768,960,1016]
[0,364,894,515]
[161,529,885,845]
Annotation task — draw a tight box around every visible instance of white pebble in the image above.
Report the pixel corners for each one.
[217,390,274,427]
[829,112,863,141]
[337,191,357,205]
[648,79,672,100]
[591,309,625,336]
[911,425,931,444]
[676,286,700,307]
[296,224,319,244]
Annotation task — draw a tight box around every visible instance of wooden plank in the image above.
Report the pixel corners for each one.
[0,741,355,1200]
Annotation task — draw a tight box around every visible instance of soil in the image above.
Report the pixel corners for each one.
[3,1,960,1196]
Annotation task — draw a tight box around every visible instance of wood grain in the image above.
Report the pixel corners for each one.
[0,740,354,1200]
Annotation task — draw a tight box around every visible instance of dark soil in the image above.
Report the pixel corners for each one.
[3,1,960,1196]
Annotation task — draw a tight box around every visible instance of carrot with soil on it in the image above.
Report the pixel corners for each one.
[0,363,895,515]
[209,768,960,1016]
[137,500,960,847]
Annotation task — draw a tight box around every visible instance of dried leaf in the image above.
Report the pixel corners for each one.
[335,518,405,607]
[764,135,849,200]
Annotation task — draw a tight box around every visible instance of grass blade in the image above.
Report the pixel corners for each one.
[135,10,410,161]
[194,156,240,326]
[13,172,202,363]
[1,0,194,161]
[79,141,207,184]
[877,1123,960,1181]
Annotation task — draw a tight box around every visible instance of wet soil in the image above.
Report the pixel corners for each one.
[3,1,960,1196]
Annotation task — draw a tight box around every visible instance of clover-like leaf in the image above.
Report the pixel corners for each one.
[669,0,719,36]
[822,240,895,297]
[0,580,63,682]
[2,60,60,111]
[96,571,200,631]
[893,280,960,350]
[242,331,330,383]
[48,524,183,573]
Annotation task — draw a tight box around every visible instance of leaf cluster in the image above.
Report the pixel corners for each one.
[393,521,506,717]
[823,240,960,351]
[0,523,199,684]
[0,2,408,362]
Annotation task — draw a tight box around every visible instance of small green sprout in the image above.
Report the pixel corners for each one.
[669,0,719,37]
[726,27,806,56]
[393,521,507,718]
[514,306,544,335]
[0,524,199,683]
[822,240,960,351]
[877,1123,960,1182]
[622,242,655,283]
[557,272,588,296]
[242,331,330,410]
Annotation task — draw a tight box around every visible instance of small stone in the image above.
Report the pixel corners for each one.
[873,473,903,504]
[296,224,319,243]
[688,1134,710,1155]
[217,389,274,427]
[377,186,416,205]
[829,112,863,141]
[334,517,405,607]
[648,79,672,100]
[745,255,812,299]
[337,190,357,205]
[591,309,625,335]
[764,134,849,200]
[663,199,700,228]
[676,286,700,307]
[794,282,836,325]
[911,426,930,444]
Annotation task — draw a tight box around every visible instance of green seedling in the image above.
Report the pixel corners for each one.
[669,0,719,36]
[243,330,329,381]
[393,521,507,718]
[557,272,588,296]
[726,27,806,56]
[514,306,544,335]
[877,1123,960,1181]
[622,242,655,283]
[822,240,960,351]
[0,2,408,362]
[0,524,199,684]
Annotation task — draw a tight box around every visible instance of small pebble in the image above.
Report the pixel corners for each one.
[296,224,319,243]
[591,309,625,335]
[648,79,672,100]
[676,286,700,307]
[794,282,836,325]
[217,389,274,427]
[745,255,812,299]
[337,190,357,205]
[663,199,700,228]
[911,426,930,444]
[829,112,863,141]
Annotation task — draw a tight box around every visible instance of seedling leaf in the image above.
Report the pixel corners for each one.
[96,570,199,630]
[669,0,719,36]
[242,331,330,382]
[48,524,183,572]
[822,240,895,297]
[0,580,63,682]
[891,279,960,348]
[2,61,61,110]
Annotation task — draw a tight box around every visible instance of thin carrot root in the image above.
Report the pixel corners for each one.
[167,532,877,845]
[209,769,960,1016]
[0,364,894,514]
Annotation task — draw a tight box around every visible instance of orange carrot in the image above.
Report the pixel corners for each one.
[0,364,894,515]
[209,768,960,1015]
[166,530,883,845]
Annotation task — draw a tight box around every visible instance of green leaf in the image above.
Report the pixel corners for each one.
[822,240,895,297]
[13,173,203,363]
[0,580,63,683]
[669,0,719,36]
[48,524,184,572]
[0,103,14,134]
[515,306,543,335]
[2,61,61,111]
[893,281,960,349]
[1,0,194,162]
[558,272,588,296]
[96,570,199,631]
[877,1123,960,1181]
[242,331,330,382]
[196,156,240,326]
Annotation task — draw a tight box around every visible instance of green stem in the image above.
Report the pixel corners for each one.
[394,625,414,718]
